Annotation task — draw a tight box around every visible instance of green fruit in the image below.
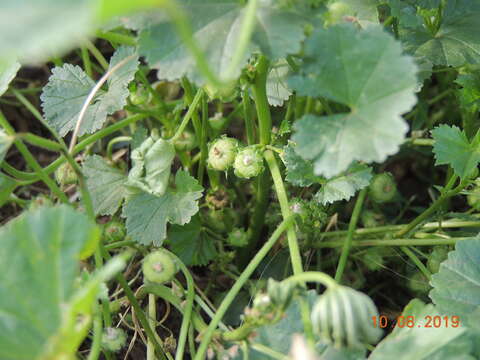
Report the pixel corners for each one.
[205,208,237,233]
[467,184,480,209]
[101,327,126,352]
[233,147,264,179]
[311,285,382,348]
[54,162,77,186]
[153,81,181,101]
[104,221,125,243]
[209,112,228,131]
[408,271,430,295]
[227,227,248,247]
[369,173,397,203]
[174,130,197,152]
[207,136,239,171]
[143,249,179,284]
[267,278,296,310]
[129,85,150,105]
[361,210,384,228]
[427,246,449,274]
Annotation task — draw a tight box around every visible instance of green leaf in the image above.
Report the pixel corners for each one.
[0,0,97,64]
[0,60,20,96]
[0,128,14,164]
[0,205,102,360]
[369,299,470,360]
[283,143,322,187]
[126,136,176,197]
[456,73,480,113]
[138,0,310,84]
[168,215,217,266]
[266,60,292,107]
[399,1,480,67]
[41,46,139,137]
[431,125,480,179]
[122,170,203,246]
[289,24,417,177]
[83,155,128,216]
[315,163,372,205]
[430,237,480,329]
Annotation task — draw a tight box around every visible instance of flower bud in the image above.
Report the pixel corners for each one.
[207,137,239,171]
[234,147,264,179]
[369,173,397,203]
[143,249,179,284]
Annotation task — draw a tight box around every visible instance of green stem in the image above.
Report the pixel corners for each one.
[81,47,93,78]
[147,294,157,360]
[2,114,147,182]
[249,344,288,360]
[0,112,68,203]
[335,188,367,282]
[194,216,296,360]
[96,31,137,46]
[19,133,64,152]
[87,305,103,360]
[264,150,302,274]
[401,246,432,280]
[116,273,167,360]
[395,175,458,238]
[85,40,109,70]
[241,56,272,263]
[242,87,255,145]
[106,136,131,160]
[285,271,337,289]
[171,88,204,142]
[316,237,469,248]
[198,94,209,186]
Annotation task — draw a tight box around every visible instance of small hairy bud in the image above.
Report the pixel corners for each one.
[54,162,77,186]
[233,147,264,179]
[369,173,397,203]
[143,249,179,284]
[101,327,126,352]
[207,136,239,171]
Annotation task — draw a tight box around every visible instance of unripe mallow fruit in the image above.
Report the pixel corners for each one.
[311,285,382,349]
[233,147,264,179]
[54,162,77,186]
[101,327,126,352]
[104,220,126,243]
[207,136,239,171]
[143,249,179,284]
[369,173,397,203]
[174,130,197,152]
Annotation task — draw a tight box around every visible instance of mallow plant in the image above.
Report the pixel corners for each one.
[1,0,480,359]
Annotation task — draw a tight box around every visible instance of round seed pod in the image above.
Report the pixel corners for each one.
[54,162,77,186]
[227,227,248,247]
[101,327,126,352]
[207,136,239,171]
[369,173,397,203]
[143,249,179,284]
[174,130,197,152]
[103,220,126,243]
[233,147,264,179]
[361,210,385,228]
[311,285,382,349]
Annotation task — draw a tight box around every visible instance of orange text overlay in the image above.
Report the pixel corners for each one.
[372,315,460,329]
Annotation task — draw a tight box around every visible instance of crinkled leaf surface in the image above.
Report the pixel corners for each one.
[41,46,139,136]
[0,60,20,96]
[83,155,128,216]
[431,125,480,179]
[284,144,372,204]
[315,163,372,205]
[168,215,217,266]
[289,24,417,177]
[266,60,292,106]
[0,206,102,360]
[126,136,176,197]
[283,143,322,187]
[399,1,480,67]
[430,237,480,329]
[0,0,96,64]
[369,299,471,360]
[122,170,203,246]
[0,128,14,164]
[138,0,310,84]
